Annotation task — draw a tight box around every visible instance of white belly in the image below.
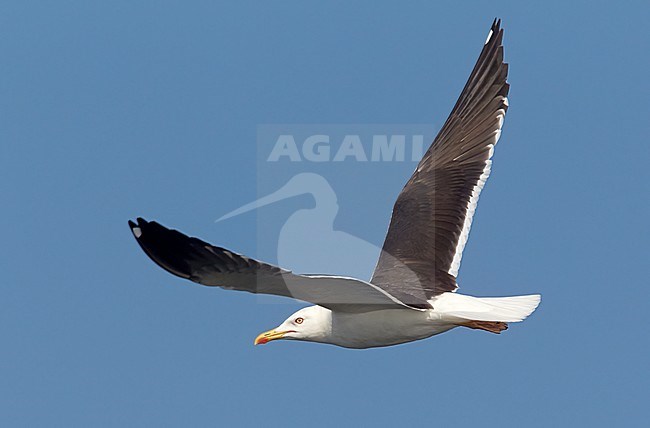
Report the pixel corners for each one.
[320,292,540,348]
[329,308,457,349]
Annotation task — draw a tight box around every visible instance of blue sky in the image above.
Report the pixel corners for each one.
[2,1,649,426]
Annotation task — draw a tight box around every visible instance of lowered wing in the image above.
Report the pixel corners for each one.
[129,218,421,312]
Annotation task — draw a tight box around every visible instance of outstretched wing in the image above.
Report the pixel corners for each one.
[371,20,509,302]
[129,218,422,312]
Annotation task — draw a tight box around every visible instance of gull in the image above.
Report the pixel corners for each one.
[129,20,540,349]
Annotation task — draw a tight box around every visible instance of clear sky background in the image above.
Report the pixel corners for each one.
[2,1,649,426]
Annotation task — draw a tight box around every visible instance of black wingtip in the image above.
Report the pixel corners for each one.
[127,217,196,280]
[486,18,504,46]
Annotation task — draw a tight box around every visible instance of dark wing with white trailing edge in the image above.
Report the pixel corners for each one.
[371,19,509,305]
[129,218,420,312]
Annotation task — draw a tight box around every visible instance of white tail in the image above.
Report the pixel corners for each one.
[435,293,541,323]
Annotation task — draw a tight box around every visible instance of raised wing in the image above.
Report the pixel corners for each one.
[371,20,509,302]
[129,218,422,312]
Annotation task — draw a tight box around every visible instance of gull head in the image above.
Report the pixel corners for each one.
[254,306,332,345]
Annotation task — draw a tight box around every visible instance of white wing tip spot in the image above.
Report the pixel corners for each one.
[133,227,142,238]
[485,29,493,45]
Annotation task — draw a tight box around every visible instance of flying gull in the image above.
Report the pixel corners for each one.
[129,20,540,349]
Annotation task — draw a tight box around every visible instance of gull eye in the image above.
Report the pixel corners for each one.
[295,317,304,324]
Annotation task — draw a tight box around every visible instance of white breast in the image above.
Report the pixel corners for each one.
[328,308,456,349]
